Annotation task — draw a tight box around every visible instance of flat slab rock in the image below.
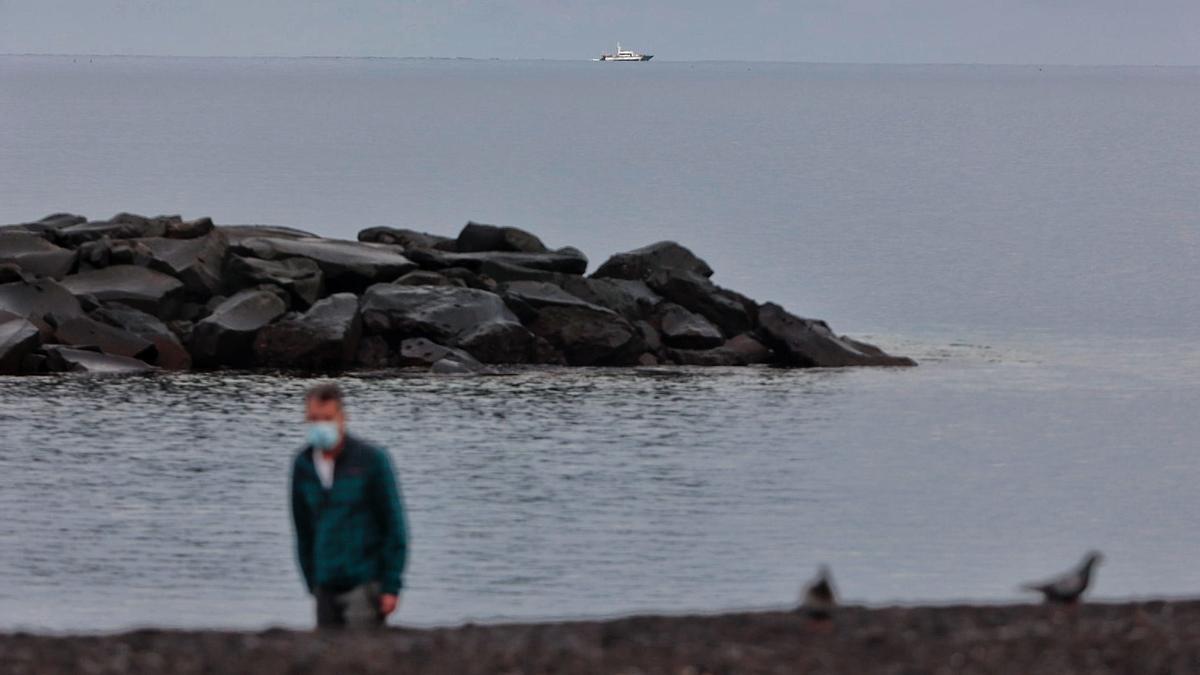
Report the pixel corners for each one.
[42,345,156,374]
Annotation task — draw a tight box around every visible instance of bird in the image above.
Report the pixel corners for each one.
[798,564,838,623]
[1020,551,1103,605]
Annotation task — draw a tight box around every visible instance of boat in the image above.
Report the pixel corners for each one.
[594,43,653,62]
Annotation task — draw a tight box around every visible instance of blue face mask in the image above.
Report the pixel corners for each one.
[307,422,340,451]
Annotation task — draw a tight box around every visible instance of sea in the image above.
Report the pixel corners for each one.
[0,56,1197,631]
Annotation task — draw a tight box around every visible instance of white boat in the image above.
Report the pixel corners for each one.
[595,43,653,62]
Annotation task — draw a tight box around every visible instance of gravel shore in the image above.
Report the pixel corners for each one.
[4,601,1200,674]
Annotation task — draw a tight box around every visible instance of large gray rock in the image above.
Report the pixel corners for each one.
[42,345,156,374]
[53,315,157,362]
[658,303,724,350]
[360,284,533,363]
[53,213,177,247]
[164,217,214,239]
[593,241,714,280]
[59,266,185,317]
[218,225,319,241]
[190,289,288,367]
[646,270,756,338]
[455,221,547,253]
[666,334,772,366]
[358,227,455,250]
[499,281,608,322]
[360,284,521,339]
[396,337,481,369]
[91,303,192,370]
[526,305,641,366]
[413,248,588,276]
[224,255,323,307]
[0,233,77,279]
[136,232,228,297]
[554,277,662,322]
[253,293,362,370]
[393,270,464,288]
[0,317,42,374]
[757,303,916,368]
[230,237,417,290]
[0,278,85,327]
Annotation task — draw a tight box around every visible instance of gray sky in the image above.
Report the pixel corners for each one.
[2,0,1198,65]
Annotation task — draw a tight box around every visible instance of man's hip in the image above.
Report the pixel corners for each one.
[315,581,384,629]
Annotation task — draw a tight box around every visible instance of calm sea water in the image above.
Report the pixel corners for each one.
[0,57,1198,631]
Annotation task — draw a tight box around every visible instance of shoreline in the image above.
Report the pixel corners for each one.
[5,600,1198,674]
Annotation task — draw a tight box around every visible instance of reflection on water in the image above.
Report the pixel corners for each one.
[1,338,1198,631]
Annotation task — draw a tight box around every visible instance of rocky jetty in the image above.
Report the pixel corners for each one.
[3,601,1197,674]
[0,213,915,375]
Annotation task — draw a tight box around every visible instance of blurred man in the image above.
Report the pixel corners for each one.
[290,383,409,628]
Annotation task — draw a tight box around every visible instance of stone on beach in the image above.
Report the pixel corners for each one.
[42,345,156,374]
[52,315,158,362]
[253,293,362,369]
[224,255,324,308]
[58,265,185,317]
[757,302,916,367]
[91,304,192,370]
[190,289,288,367]
[454,221,548,253]
[0,278,85,327]
[0,317,42,374]
[657,302,724,350]
[0,232,77,279]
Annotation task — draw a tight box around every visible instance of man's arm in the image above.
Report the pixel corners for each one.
[370,448,409,597]
[290,460,316,593]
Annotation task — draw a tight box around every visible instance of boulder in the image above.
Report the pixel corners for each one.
[554,277,662,322]
[360,284,520,339]
[91,304,192,370]
[593,241,714,280]
[20,213,87,234]
[135,232,228,297]
[476,260,563,284]
[393,270,464,287]
[253,293,362,370]
[0,317,42,374]
[53,213,175,247]
[0,278,85,326]
[457,321,536,364]
[666,334,771,366]
[455,221,548,253]
[58,266,184,317]
[396,337,481,369]
[499,281,608,322]
[164,217,214,239]
[42,345,156,374]
[358,227,455,250]
[0,233,77,278]
[224,255,323,308]
[360,284,533,363]
[53,315,158,362]
[431,357,485,374]
[218,225,319,241]
[413,248,588,276]
[646,270,755,338]
[190,289,288,367]
[229,237,417,291]
[657,303,724,350]
[757,303,916,367]
[0,264,27,284]
[526,305,641,366]
[76,238,154,270]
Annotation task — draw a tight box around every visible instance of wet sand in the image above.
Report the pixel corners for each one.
[4,601,1200,674]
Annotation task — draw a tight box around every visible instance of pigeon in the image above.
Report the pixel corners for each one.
[798,565,837,622]
[1021,551,1103,605]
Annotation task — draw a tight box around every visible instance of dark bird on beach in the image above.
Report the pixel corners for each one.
[798,565,838,622]
[1020,551,1103,605]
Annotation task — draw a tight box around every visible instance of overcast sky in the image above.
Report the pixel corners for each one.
[2,0,1198,65]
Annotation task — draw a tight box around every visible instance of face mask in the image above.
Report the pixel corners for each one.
[307,422,340,451]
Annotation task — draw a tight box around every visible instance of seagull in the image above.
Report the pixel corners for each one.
[1021,551,1103,605]
[798,565,837,623]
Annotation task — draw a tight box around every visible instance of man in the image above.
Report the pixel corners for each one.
[290,383,409,628]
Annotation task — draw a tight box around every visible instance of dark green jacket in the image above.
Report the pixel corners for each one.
[291,434,409,595]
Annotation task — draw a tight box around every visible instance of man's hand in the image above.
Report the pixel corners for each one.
[380,593,399,616]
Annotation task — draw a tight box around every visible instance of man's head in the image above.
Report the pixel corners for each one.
[305,383,347,453]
